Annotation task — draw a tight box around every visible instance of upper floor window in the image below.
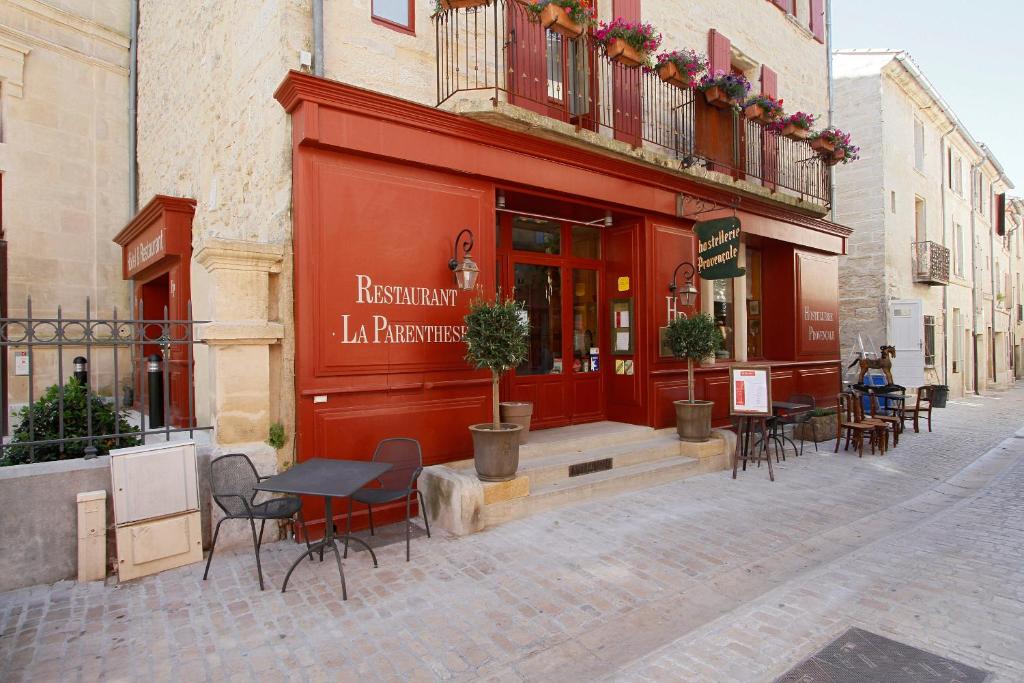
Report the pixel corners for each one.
[954,156,963,196]
[372,0,414,34]
[913,118,925,171]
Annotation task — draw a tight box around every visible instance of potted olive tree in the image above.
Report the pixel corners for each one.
[665,313,723,442]
[464,296,529,481]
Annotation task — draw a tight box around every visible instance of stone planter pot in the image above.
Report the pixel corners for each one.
[781,123,811,141]
[702,86,738,109]
[699,356,716,368]
[499,401,533,444]
[809,137,835,153]
[469,423,523,482]
[793,414,837,443]
[606,38,645,68]
[539,3,583,38]
[657,62,693,89]
[674,400,714,442]
[439,0,489,9]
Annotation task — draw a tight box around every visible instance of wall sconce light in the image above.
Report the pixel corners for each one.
[496,189,506,209]
[603,210,613,227]
[669,261,698,307]
[448,228,480,291]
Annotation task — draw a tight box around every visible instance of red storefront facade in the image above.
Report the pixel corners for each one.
[276,70,849,496]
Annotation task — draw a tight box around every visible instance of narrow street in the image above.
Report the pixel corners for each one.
[2,389,1023,682]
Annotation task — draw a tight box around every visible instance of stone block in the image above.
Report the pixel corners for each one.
[482,476,530,505]
[419,465,484,537]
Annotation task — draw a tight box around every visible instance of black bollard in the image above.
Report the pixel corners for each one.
[73,356,88,385]
[147,354,164,428]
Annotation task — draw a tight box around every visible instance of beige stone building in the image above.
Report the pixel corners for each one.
[832,50,1016,397]
[0,0,131,423]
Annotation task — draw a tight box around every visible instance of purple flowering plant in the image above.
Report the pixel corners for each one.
[696,70,751,101]
[653,49,707,80]
[812,126,860,163]
[592,18,662,55]
[744,94,785,120]
[525,0,597,27]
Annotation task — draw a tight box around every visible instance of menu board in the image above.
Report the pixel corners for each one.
[729,365,772,416]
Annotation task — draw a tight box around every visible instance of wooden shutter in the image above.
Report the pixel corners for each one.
[997,193,1007,236]
[773,0,793,12]
[708,29,731,74]
[612,0,642,146]
[613,0,640,18]
[760,65,777,97]
[810,0,825,43]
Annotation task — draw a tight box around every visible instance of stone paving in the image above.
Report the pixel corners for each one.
[2,389,1024,682]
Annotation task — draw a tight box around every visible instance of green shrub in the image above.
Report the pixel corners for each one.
[664,313,724,403]
[267,422,286,450]
[810,408,836,417]
[3,377,141,466]
[463,296,529,428]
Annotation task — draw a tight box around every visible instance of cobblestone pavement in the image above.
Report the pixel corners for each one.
[2,388,1024,682]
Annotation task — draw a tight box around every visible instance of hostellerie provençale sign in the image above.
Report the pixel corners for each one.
[695,217,746,280]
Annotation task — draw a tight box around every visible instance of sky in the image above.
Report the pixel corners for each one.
[831,0,1024,191]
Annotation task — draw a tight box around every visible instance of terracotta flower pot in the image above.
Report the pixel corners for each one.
[824,148,846,166]
[440,0,489,9]
[657,62,693,89]
[606,38,645,68]
[743,103,764,121]
[703,86,738,109]
[499,401,533,444]
[469,423,523,482]
[539,3,583,38]
[809,137,835,153]
[781,123,811,140]
[674,400,714,442]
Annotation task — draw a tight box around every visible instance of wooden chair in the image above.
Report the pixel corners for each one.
[852,394,888,454]
[902,385,934,433]
[866,392,900,447]
[835,393,878,457]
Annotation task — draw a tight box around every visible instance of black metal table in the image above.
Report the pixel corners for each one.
[766,401,811,459]
[255,458,392,598]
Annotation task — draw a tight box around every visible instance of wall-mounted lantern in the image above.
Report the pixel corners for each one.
[448,228,480,291]
[669,261,698,308]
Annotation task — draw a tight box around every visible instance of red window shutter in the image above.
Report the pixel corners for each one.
[773,0,793,12]
[612,0,640,20]
[708,29,731,74]
[810,0,825,42]
[760,65,777,97]
[997,193,1007,236]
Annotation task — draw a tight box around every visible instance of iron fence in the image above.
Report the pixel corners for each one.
[435,0,831,206]
[1,296,210,464]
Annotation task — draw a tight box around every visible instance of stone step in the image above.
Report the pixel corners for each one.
[517,421,664,458]
[509,435,685,488]
[482,454,701,527]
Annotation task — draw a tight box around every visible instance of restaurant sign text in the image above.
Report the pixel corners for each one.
[695,217,746,280]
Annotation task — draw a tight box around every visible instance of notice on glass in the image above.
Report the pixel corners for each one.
[731,367,770,415]
[615,331,630,352]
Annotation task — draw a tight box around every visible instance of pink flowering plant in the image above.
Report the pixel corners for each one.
[525,0,597,27]
[696,70,751,102]
[812,126,860,163]
[653,49,707,82]
[776,111,817,131]
[744,94,784,120]
[592,18,662,55]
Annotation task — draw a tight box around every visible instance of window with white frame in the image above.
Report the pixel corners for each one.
[954,156,963,195]
[913,118,925,171]
[954,222,964,276]
[952,308,962,372]
[923,315,936,367]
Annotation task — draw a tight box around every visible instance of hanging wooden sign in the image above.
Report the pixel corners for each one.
[695,217,746,279]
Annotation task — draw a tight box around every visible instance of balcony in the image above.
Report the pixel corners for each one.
[434,0,831,207]
[912,241,951,285]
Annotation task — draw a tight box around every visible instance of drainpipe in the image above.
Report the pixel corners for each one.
[939,125,955,388]
[970,160,981,394]
[825,0,835,211]
[129,0,139,214]
[313,0,324,77]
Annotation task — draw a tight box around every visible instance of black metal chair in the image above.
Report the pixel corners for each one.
[780,393,816,455]
[204,453,309,590]
[345,438,430,562]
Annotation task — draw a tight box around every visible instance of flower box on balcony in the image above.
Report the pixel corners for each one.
[703,86,739,109]
[780,122,811,140]
[825,148,846,166]
[540,4,584,38]
[440,0,489,9]
[744,103,772,123]
[606,38,645,67]
[809,136,835,154]
[657,62,694,89]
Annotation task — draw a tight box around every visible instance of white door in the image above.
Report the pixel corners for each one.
[888,299,925,388]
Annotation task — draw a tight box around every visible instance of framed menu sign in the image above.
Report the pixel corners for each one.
[729,365,772,416]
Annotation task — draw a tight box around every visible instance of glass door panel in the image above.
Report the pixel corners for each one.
[514,263,563,376]
[572,269,599,373]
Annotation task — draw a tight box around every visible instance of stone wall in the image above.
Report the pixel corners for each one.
[0,0,131,406]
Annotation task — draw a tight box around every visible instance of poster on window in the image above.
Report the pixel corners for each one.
[729,365,772,416]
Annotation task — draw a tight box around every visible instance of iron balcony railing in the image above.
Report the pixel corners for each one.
[911,240,951,286]
[434,0,831,206]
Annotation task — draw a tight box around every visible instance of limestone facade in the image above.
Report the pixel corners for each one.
[0,0,130,412]
[832,50,1016,396]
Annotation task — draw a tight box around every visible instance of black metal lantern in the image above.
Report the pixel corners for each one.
[669,261,698,308]
[448,228,480,291]
[73,356,88,385]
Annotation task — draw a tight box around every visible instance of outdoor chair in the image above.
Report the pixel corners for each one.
[345,438,430,562]
[866,392,901,447]
[835,393,880,457]
[778,393,816,455]
[204,453,309,591]
[902,385,934,433]
[853,393,889,454]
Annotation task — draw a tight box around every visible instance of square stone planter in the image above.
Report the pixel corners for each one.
[793,414,837,443]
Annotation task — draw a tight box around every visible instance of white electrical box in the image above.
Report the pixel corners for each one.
[110,441,199,525]
[110,441,202,581]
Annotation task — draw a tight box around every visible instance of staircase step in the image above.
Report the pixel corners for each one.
[511,436,684,488]
[482,454,700,527]
[517,422,662,458]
